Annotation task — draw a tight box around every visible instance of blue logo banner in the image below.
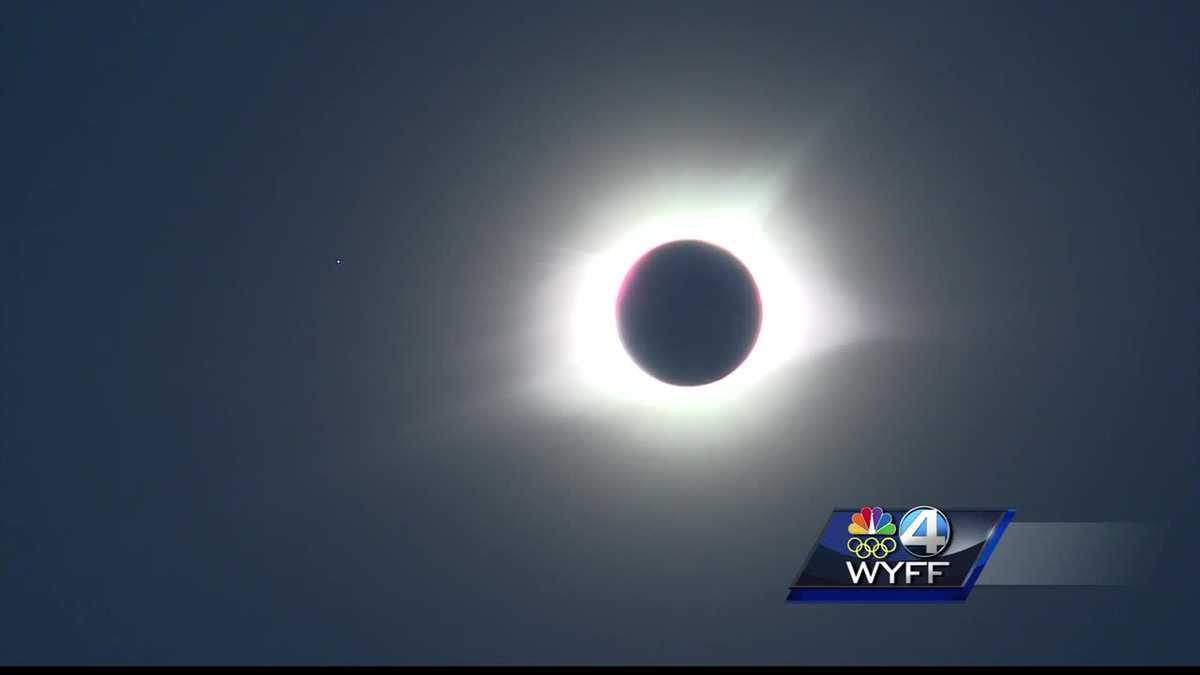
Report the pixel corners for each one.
[787,506,1015,603]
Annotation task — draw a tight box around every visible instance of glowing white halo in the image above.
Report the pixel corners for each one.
[570,208,813,409]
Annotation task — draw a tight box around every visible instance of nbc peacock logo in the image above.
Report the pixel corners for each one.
[848,507,897,536]
[845,506,897,559]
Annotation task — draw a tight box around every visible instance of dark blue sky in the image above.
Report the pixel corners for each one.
[3,1,1198,665]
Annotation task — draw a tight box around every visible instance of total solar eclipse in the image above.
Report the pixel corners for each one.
[616,239,763,386]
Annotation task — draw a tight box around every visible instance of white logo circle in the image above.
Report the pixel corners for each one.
[898,506,952,558]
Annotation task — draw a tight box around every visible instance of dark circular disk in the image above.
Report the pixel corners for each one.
[616,239,762,386]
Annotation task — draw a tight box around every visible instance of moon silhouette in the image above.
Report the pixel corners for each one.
[616,239,762,386]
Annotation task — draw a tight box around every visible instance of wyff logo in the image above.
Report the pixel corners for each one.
[844,506,951,585]
[788,505,1014,603]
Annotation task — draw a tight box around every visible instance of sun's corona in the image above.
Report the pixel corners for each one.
[571,209,808,408]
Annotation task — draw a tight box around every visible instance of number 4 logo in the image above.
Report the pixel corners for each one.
[899,506,951,558]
